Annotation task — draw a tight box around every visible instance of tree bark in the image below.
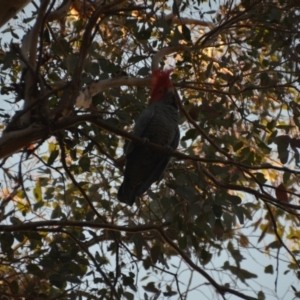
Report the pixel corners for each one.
[0,0,31,28]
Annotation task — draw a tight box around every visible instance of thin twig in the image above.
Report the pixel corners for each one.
[57,132,106,221]
[158,228,257,300]
[265,202,300,268]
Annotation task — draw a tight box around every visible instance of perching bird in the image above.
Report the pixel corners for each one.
[117,69,180,206]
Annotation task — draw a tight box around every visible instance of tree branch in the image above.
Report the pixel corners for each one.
[59,229,119,298]
[152,45,189,70]
[158,228,258,300]
[57,132,106,222]
[54,0,127,117]
[21,0,50,125]
[0,0,31,28]
[265,203,300,268]
[76,77,150,108]
[47,0,72,22]
[164,13,214,28]
[0,220,170,233]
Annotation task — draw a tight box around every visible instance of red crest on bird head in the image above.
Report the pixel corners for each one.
[150,69,174,102]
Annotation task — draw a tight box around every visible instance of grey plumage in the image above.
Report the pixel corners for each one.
[117,89,180,206]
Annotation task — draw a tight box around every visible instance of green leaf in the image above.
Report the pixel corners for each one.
[213,219,224,239]
[223,261,257,282]
[212,204,223,218]
[0,232,14,253]
[10,216,22,225]
[95,252,110,266]
[128,56,147,64]
[199,249,212,265]
[264,264,273,274]
[254,136,272,154]
[233,141,244,151]
[267,130,278,144]
[181,24,191,41]
[79,155,91,172]
[85,62,100,77]
[27,263,41,274]
[122,274,134,286]
[51,204,62,219]
[178,236,187,249]
[223,212,234,230]
[172,0,180,16]
[98,58,115,73]
[283,171,291,184]
[14,232,25,243]
[227,241,244,264]
[182,128,197,141]
[64,53,79,75]
[49,274,65,289]
[66,275,81,284]
[132,233,145,259]
[163,291,177,297]
[276,125,295,132]
[269,8,281,22]
[10,280,19,294]
[175,186,198,203]
[137,67,150,76]
[258,291,266,300]
[274,135,291,164]
[136,29,152,40]
[260,72,270,86]
[143,282,159,293]
[124,292,135,300]
[295,291,300,298]
[233,205,244,225]
[254,172,267,184]
[33,181,43,202]
[288,262,298,270]
[47,149,59,165]
[227,195,242,205]
[150,244,161,264]
[266,240,281,249]
[11,30,19,39]
[205,10,216,14]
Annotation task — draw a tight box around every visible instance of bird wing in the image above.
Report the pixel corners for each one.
[171,126,180,150]
[135,126,180,196]
[125,106,155,156]
[133,106,155,137]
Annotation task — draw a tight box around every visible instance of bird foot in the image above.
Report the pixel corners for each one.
[164,145,173,154]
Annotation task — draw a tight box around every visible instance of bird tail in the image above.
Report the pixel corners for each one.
[117,181,136,206]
